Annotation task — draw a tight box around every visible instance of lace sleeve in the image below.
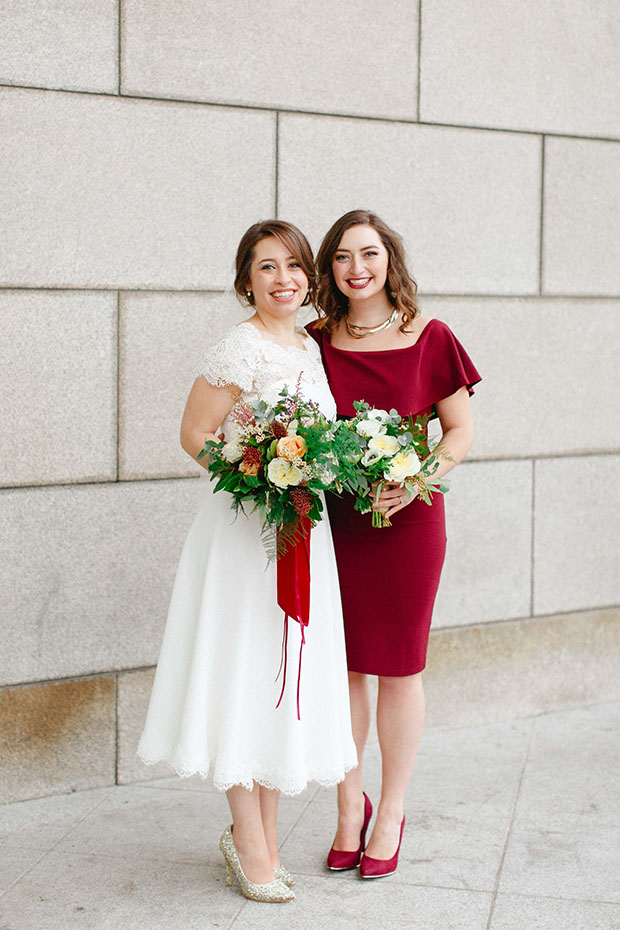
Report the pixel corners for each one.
[198,326,257,393]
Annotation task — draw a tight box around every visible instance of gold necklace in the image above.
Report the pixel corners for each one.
[345,307,399,339]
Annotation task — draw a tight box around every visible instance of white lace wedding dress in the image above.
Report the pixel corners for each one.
[137,322,357,794]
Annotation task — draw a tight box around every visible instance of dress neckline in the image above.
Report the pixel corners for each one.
[324,318,437,355]
[238,320,310,353]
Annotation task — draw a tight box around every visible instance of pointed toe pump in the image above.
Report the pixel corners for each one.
[219,827,294,902]
[327,792,373,871]
[273,865,295,887]
[360,816,405,879]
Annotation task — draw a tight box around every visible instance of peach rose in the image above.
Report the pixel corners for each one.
[276,434,307,462]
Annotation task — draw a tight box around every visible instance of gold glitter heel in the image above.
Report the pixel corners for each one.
[219,827,295,902]
[274,865,295,887]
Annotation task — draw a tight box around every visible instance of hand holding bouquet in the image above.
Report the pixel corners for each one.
[332,401,450,527]
[198,386,339,557]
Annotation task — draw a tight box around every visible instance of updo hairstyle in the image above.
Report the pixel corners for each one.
[234,220,317,308]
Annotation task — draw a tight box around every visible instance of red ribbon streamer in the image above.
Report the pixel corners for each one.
[275,516,311,719]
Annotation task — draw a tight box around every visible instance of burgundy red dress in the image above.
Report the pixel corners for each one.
[307,318,481,676]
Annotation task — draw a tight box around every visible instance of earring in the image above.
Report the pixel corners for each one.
[246,290,253,300]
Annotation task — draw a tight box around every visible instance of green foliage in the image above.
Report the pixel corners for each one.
[200,389,452,551]
[328,403,450,525]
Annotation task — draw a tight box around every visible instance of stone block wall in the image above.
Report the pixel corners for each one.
[1,1,619,803]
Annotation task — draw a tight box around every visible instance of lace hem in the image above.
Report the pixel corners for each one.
[137,744,358,796]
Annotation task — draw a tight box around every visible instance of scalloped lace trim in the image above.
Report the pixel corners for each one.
[137,744,358,795]
[238,321,315,358]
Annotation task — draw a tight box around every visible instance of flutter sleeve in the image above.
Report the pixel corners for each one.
[198,325,258,393]
[422,320,482,408]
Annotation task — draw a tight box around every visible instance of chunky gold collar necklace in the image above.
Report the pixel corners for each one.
[344,307,399,339]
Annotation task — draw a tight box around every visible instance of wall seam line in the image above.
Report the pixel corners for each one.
[2,286,620,300]
[3,448,620,493]
[1,83,619,144]
[416,0,423,121]
[0,474,203,492]
[3,604,619,691]
[116,292,120,481]
[539,136,545,294]
[114,672,120,784]
[117,0,122,95]
[530,459,536,615]
[274,111,280,217]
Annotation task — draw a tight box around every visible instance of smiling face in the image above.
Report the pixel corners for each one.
[331,224,389,302]
[248,236,309,319]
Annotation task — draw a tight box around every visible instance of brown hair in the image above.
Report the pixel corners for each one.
[234,220,316,307]
[315,210,420,333]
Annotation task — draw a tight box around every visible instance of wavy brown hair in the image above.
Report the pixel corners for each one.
[315,210,420,333]
[234,220,316,308]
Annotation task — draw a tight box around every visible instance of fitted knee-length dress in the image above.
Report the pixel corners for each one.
[307,318,481,677]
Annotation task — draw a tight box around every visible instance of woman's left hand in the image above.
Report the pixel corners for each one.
[372,482,417,520]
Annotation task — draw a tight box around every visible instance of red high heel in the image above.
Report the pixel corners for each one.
[326,792,373,871]
[360,816,405,878]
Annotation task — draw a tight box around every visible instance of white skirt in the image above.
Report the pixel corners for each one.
[137,481,358,795]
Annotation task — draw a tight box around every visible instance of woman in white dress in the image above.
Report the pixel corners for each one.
[138,220,357,902]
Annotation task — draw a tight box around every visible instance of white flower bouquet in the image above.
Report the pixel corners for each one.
[331,401,450,527]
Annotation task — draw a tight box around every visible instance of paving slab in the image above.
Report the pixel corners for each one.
[498,823,620,903]
[2,702,619,930]
[513,704,620,830]
[283,719,532,891]
[52,786,305,868]
[0,853,240,930]
[232,876,491,930]
[496,704,620,904]
[490,893,620,930]
[0,788,112,894]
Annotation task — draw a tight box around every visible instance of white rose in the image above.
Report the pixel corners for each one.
[286,464,303,486]
[367,409,390,423]
[267,458,289,487]
[267,457,303,488]
[385,450,422,484]
[368,435,400,457]
[221,439,244,462]
[356,418,386,438]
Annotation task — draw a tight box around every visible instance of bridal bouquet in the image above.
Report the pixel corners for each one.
[331,401,450,527]
[198,386,339,557]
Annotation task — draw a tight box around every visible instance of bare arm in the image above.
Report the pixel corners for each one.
[180,377,240,469]
[424,385,474,479]
[376,386,474,518]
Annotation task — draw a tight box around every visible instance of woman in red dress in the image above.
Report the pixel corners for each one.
[307,210,481,879]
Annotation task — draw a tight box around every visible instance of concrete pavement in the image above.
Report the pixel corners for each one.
[1,701,619,929]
